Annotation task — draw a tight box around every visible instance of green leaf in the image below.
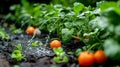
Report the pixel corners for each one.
[16,44,22,50]
[100,2,120,15]
[104,39,120,61]
[31,41,39,47]
[115,25,120,36]
[0,28,10,40]
[75,49,82,57]
[11,50,25,61]
[53,57,61,63]
[64,22,73,28]
[100,2,117,11]
[12,29,23,34]
[89,17,108,30]
[73,2,84,13]
[53,56,68,63]
[61,28,74,43]
[118,0,120,7]
[53,47,64,55]
[62,56,69,63]
[53,47,68,63]
[103,9,120,25]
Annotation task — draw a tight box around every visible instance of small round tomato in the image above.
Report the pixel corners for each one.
[26,26,35,35]
[50,40,62,49]
[78,51,95,66]
[94,50,107,64]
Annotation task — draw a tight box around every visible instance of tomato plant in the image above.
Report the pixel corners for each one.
[4,0,120,66]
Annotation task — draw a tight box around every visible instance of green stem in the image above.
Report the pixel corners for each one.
[51,38,60,41]
[27,33,36,45]
[87,43,100,51]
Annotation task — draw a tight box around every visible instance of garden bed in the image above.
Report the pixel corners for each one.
[0,23,80,67]
[0,22,120,67]
[0,0,120,67]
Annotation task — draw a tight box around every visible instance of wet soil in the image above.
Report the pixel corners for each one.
[0,22,81,67]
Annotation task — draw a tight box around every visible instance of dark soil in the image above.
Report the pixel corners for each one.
[0,22,120,67]
[0,22,80,67]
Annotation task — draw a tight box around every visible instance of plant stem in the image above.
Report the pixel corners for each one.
[27,33,36,45]
[87,43,100,51]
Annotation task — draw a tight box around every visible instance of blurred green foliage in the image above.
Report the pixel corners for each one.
[0,0,118,14]
[51,0,118,6]
[51,0,102,6]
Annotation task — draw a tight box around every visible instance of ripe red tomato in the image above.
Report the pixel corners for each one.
[94,50,107,64]
[26,26,35,35]
[50,40,62,49]
[78,51,95,66]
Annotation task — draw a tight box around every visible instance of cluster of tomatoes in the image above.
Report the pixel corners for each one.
[78,50,107,66]
[73,36,107,66]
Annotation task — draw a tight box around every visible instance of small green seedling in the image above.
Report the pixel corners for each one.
[11,44,25,61]
[0,28,10,40]
[75,49,82,57]
[11,50,25,61]
[15,44,22,50]
[31,41,39,47]
[53,47,69,63]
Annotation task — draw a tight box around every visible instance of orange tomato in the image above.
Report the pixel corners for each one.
[26,26,35,35]
[94,50,107,64]
[50,40,62,49]
[78,51,95,66]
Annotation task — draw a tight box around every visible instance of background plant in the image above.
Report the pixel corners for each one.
[6,1,100,43]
